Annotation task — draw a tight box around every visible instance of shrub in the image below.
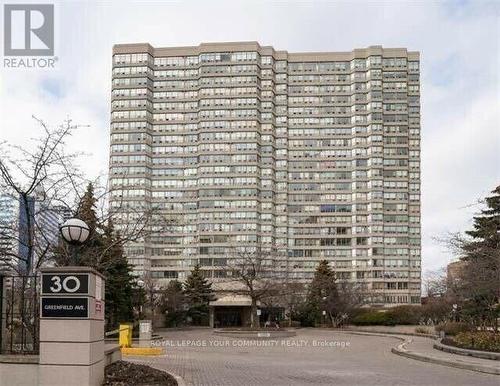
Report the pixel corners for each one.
[415,326,433,334]
[435,321,473,336]
[289,320,301,328]
[453,331,500,353]
[164,310,186,328]
[351,311,396,326]
[420,298,452,324]
[292,304,319,327]
[386,305,422,325]
[345,308,369,324]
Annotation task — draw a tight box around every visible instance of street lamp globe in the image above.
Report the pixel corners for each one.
[60,218,90,245]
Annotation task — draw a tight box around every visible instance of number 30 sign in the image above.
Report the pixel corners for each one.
[42,273,89,295]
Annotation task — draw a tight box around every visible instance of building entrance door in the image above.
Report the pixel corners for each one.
[214,307,244,327]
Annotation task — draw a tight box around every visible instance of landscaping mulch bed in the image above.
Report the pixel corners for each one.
[104,360,177,386]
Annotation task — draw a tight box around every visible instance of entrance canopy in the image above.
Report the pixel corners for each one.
[209,295,260,327]
[209,294,257,307]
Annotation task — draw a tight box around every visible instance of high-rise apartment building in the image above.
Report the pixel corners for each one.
[0,193,65,273]
[109,42,421,305]
[0,194,19,273]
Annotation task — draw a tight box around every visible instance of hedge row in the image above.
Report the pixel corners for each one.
[351,305,422,326]
[351,311,396,326]
[435,321,473,336]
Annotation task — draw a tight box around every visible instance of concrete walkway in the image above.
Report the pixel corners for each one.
[398,334,500,375]
[342,330,500,374]
[338,325,500,373]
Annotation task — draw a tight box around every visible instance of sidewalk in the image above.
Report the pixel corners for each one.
[339,330,500,375]
[394,335,500,375]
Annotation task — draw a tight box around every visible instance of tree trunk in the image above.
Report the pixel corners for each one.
[250,297,257,329]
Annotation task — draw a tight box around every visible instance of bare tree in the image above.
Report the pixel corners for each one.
[140,271,163,319]
[0,117,87,275]
[226,247,283,328]
[51,178,175,272]
[435,186,500,330]
[0,117,89,354]
[327,280,366,327]
[423,267,449,298]
[261,281,306,326]
[0,117,174,275]
[455,256,499,329]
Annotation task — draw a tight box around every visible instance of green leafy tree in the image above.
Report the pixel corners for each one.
[183,264,214,325]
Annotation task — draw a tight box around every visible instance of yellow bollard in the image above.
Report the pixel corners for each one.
[119,323,132,348]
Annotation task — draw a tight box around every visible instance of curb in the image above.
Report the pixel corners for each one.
[170,371,187,386]
[337,328,438,339]
[124,358,187,386]
[335,330,500,375]
[392,340,500,375]
[335,330,406,341]
[213,329,297,339]
[434,340,500,361]
[121,347,163,356]
[156,326,212,332]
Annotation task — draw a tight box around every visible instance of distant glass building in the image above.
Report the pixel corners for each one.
[109,42,421,306]
[0,193,68,273]
[0,194,19,273]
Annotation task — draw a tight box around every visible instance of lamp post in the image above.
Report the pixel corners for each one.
[452,303,458,322]
[136,279,145,318]
[59,218,90,265]
[322,296,327,326]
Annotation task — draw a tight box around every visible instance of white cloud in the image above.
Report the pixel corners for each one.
[0,0,499,276]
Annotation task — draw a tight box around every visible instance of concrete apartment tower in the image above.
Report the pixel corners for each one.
[109,42,421,306]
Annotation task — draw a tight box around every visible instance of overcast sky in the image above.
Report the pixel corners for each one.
[0,0,499,276]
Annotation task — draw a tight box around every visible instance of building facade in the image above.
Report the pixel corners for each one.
[0,193,69,273]
[109,42,421,305]
[0,194,19,273]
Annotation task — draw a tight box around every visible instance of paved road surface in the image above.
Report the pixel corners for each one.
[126,328,499,386]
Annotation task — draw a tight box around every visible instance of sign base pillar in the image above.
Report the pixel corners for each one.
[39,267,105,386]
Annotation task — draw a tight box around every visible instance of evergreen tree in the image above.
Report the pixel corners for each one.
[53,184,139,329]
[76,183,99,231]
[62,182,103,267]
[101,220,136,329]
[458,185,500,328]
[53,183,102,267]
[160,280,186,327]
[465,185,500,253]
[306,260,339,326]
[308,260,338,303]
[183,264,214,325]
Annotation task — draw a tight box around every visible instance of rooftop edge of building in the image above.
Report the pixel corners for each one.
[112,42,419,60]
